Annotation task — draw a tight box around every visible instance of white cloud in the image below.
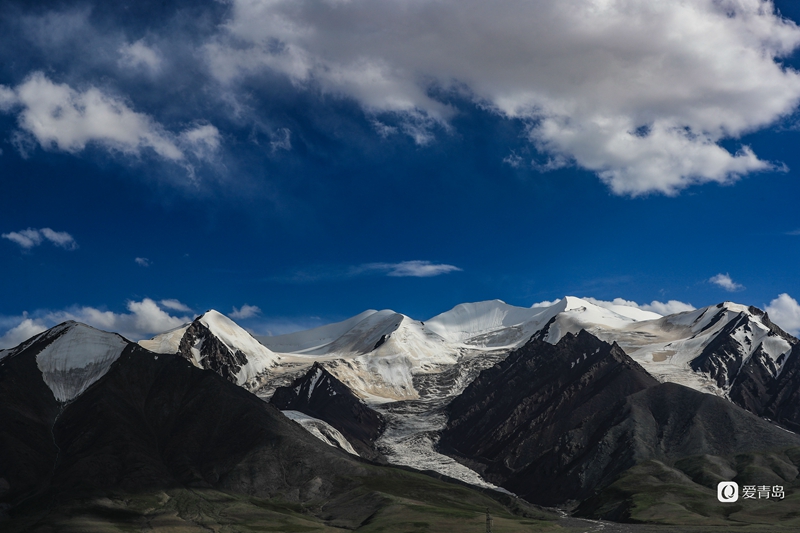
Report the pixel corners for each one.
[288,260,463,281]
[358,260,462,278]
[2,228,42,248]
[207,0,800,195]
[584,297,696,317]
[39,228,78,249]
[0,318,47,350]
[2,227,77,250]
[135,257,151,267]
[765,293,800,336]
[230,304,261,319]
[6,72,183,159]
[0,85,17,111]
[709,273,744,292]
[638,300,697,316]
[181,124,222,159]
[0,72,220,164]
[0,298,192,347]
[119,40,163,74]
[159,299,193,313]
[531,299,561,308]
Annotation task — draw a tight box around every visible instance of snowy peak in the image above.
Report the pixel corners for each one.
[260,309,418,357]
[686,303,794,388]
[198,310,279,364]
[14,321,130,403]
[141,310,279,390]
[423,296,659,350]
[256,310,381,354]
[425,300,546,344]
[543,297,657,340]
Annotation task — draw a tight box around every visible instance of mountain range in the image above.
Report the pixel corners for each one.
[3,295,800,529]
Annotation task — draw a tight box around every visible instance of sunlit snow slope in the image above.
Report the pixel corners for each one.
[141,310,280,390]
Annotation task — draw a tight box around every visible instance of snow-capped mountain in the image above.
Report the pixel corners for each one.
[440,329,800,506]
[259,309,455,401]
[257,297,665,401]
[0,321,130,403]
[137,296,800,489]
[0,321,416,530]
[5,294,800,525]
[424,296,658,349]
[140,310,280,390]
[533,300,797,401]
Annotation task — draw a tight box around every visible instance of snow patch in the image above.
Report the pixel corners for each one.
[36,323,128,402]
[282,410,359,456]
[138,324,188,354]
[307,366,323,400]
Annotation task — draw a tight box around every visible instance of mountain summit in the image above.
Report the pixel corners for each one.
[140,310,280,390]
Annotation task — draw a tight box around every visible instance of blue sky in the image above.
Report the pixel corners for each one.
[3,0,800,346]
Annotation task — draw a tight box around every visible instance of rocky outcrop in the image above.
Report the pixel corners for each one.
[177,319,248,383]
[270,362,386,462]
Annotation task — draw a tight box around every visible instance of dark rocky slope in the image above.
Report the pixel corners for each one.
[176,318,249,384]
[0,325,446,530]
[439,330,800,506]
[683,304,800,431]
[270,362,386,462]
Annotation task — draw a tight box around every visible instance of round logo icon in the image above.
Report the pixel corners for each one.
[718,481,739,502]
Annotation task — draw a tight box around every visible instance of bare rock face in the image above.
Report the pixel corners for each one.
[682,304,800,431]
[439,330,800,506]
[177,319,249,383]
[270,362,386,462]
[690,306,785,389]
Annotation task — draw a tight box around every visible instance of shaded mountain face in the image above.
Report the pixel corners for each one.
[0,322,552,532]
[439,330,658,504]
[439,330,800,506]
[534,300,800,432]
[0,323,370,519]
[270,362,386,462]
[713,308,800,432]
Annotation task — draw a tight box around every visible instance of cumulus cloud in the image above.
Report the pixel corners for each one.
[765,293,800,336]
[135,257,151,267]
[0,72,220,163]
[709,273,744,292]
[0,298,192,348]
[0,318,47,350]
[207,0,800,195]
[358,260,462,278]
[230,304,261,319]
[2,227,77,250]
